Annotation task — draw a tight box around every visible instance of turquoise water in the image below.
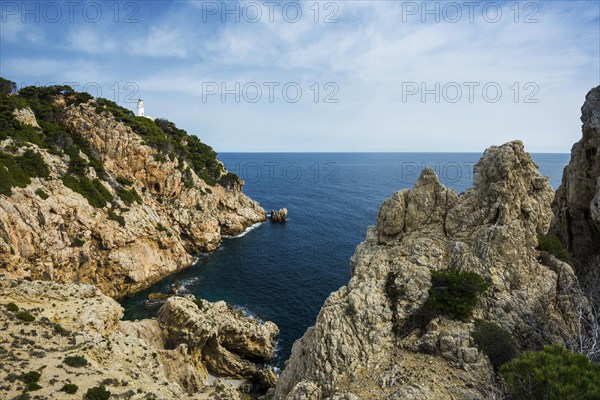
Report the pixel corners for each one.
[120,153,569,365]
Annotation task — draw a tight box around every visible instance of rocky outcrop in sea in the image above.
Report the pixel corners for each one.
[552,85,600,262]
[271,141,584,399]
[271,208,288,222]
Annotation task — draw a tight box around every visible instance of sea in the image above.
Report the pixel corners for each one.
[120,152,570,366]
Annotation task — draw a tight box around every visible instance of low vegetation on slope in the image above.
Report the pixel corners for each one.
[500,344,600,400]
[0,150,49,195]
[537,233,571,261]
[94,98,225,186]
[0,78,239,204]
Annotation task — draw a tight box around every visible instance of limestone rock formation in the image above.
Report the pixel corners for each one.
[12,107,40,128]
[158,296,280,389]
[271,208,288,222]
[272,141,583,399]
[0,100,265,297]
[552,85,600,261]
[0,275,279,399]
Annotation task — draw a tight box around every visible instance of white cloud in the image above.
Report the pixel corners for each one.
[3,58,109,85]
[67,28,118,54]
[3,0,598,151]
[127,25,191,58]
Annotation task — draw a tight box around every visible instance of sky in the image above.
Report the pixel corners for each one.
[0,0,599,152]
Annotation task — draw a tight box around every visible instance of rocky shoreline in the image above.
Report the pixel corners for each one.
[1,83,600,399]
[1,96,265,298]
[0,276,279,399]
[267,87,600,399]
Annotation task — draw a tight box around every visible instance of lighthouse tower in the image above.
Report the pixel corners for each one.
[137,98,145,117]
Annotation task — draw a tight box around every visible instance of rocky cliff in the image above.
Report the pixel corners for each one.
[272,141,583,399]
[552,85,600,262]
[0,275,279,399]
[0,86,265,297]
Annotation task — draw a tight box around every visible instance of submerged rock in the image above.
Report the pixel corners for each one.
[272,141,583,399]
[271,208,288,222]
[552,85,600,261]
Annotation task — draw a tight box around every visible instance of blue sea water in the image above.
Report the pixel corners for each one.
[120,152,569,365]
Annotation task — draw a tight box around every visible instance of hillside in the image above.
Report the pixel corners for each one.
[271,142,593,399]
[0,276,278,399]
[0,79,265,298]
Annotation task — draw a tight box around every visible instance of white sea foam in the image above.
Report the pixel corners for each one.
[222,221,263,239]
[234,305,265,323]
[172,277,200,295]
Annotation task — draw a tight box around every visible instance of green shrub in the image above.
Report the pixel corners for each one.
[17,371,42,392]
[107,208,125,227]
[156,223,167,232]
[85,385,111,400]
[60,383,78,394]
[19,149,50,178]
[18,371,40,384]
[63,355,88,368]
[116,186,141,206]
[500,344,600,400]
[62,175,112,208]
[16,311,35,322]
[93,100,226,187]
[537,234,570,261]
[35,188,49,199]
[65,145,87,176]
[0,107,42,146]
[116,176,133,186]
[0,150,49,195]
[0,81,100,180]
[70,237,85,247]
[0,77,16,95]
[471,320,517,369]
[219,172,240,190]
[6,302,19,312]
[25,382,42,392]
[425,269,488,321]
[54,323,70,336]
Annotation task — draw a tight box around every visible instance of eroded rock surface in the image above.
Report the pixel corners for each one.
[0,101,265,297]
[552,85,600,261]
[0,276,279,399]
[272,141,582,400]
[271,208,288,222]
[158,296,280,389]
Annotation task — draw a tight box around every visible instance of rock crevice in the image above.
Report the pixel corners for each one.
[552,85,600,261]
[273,141,583,400]
[0,276,279,399]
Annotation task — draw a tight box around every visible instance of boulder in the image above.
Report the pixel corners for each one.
[158,296,280,389]
[0,276,279,398]
[271,208,288,222]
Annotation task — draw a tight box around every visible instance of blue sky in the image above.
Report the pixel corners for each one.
[1,0,599,152]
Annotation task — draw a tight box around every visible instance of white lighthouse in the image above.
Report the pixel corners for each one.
[137,98,145,117]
